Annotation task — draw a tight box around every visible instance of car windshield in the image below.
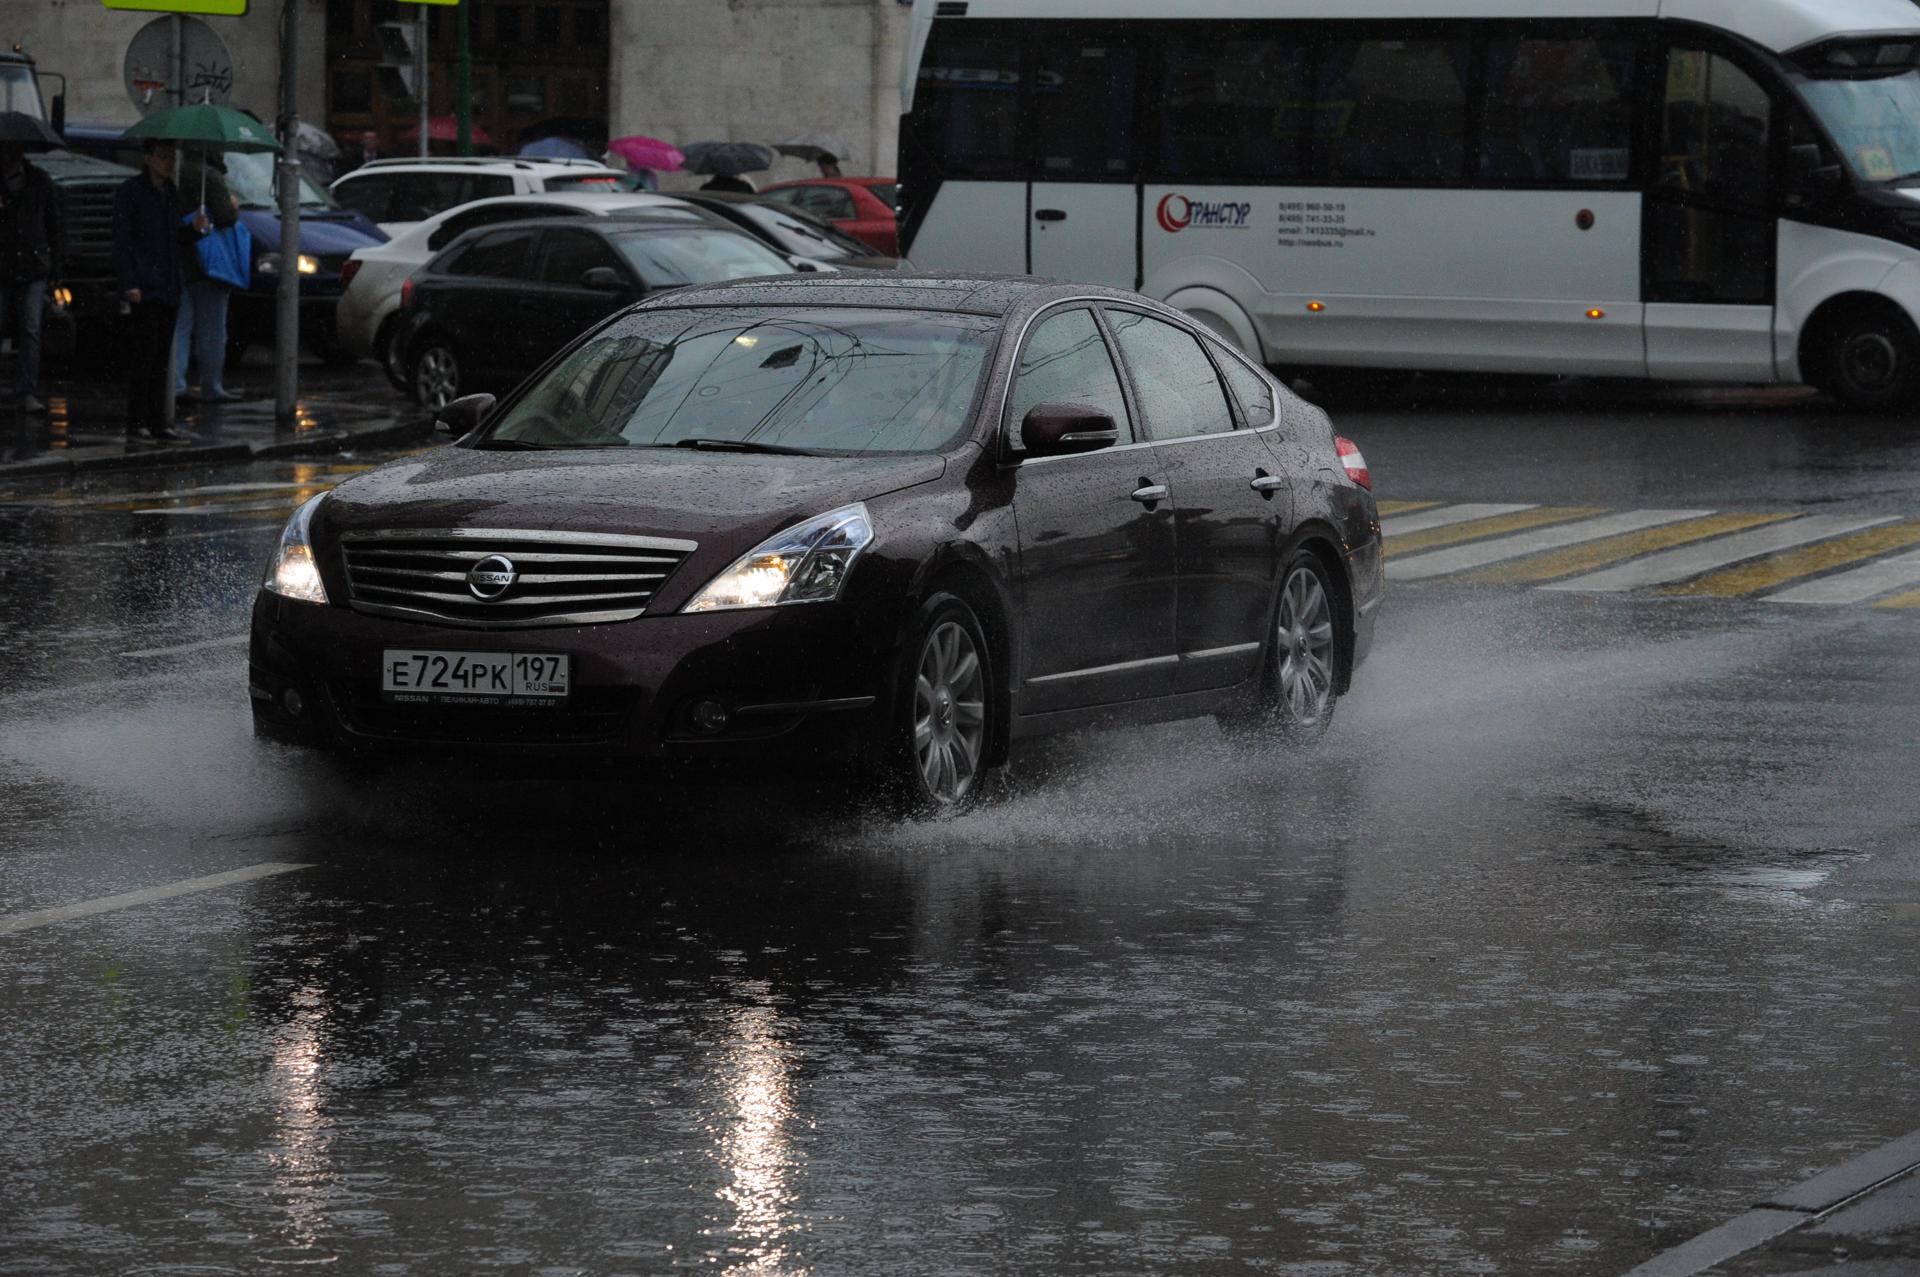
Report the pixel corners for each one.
[1796,45,1920,181]
[222,148,337,210]
[736,203,880,258]
[482,307,996,454]
[0,64,43,119]
[610,228,792,285]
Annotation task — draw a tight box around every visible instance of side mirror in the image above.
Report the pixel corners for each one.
[435,391,496,439]
[1021,402,1119,457]
[1789,143,1846,195]
[580,266,624,291]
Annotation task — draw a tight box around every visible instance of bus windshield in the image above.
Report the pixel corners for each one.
[0,64,44,120]
[1796,46,1920,183]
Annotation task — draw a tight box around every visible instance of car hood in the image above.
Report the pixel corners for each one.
[318,444,947,564]
[239,209,388,253]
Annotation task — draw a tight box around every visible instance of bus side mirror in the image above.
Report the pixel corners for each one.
[1789,143,1845,195]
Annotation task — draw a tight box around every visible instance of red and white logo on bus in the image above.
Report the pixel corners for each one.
[1156,193,1251,233]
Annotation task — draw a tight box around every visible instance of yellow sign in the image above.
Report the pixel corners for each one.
[102,0,249,14]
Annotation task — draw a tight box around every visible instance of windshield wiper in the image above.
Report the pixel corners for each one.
[669,437,816,456]
[471,438,548,450]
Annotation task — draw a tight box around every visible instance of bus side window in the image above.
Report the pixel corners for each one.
[1317,38,1470,183]
[1157,29,1311,181]
[909,27,1026,182]
[1478,37,1638,184]
[1661,49,1772,204]
[1032,26,1138,178]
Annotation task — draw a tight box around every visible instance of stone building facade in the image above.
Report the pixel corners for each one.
[8,0,911,182]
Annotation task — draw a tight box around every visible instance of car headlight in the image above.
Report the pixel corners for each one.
[683,503,874,613]
[256,253,319,276]
[264,494,329,605]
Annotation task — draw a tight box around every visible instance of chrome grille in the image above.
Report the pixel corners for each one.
[340,528,697,628]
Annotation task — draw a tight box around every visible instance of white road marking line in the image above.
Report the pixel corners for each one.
[1542,515,1899,593]
[1379,503,1538,537]
[119,634,248,658]
[0,862,311,937]
[1388,509,1715,582]
[1765,546,1920,605]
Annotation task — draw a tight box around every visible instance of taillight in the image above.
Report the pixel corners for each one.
[1335,435,1371,490]
[340,257,362,290]
[400,277,415,311]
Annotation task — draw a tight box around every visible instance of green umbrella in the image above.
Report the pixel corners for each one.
[122,100,281,208]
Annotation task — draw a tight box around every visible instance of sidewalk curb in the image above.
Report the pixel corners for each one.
[0,416,433,481]
[1622,1130,1920,1277]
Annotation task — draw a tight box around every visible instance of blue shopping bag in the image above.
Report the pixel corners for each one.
[193,218,253,289]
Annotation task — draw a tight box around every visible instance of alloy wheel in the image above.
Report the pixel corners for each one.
[415,346,460,409]
[1275,564,1336,726]
[912,619,986,805]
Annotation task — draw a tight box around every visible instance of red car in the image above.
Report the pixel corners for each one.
[761,177,898,256]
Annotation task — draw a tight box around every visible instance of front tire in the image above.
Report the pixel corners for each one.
[886,593,994,813]
[1224,551,1343,742]
[1814,308,1920,412]
[411,337,462,409]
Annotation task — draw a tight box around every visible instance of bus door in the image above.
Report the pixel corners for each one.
[1644,44,1779,380]
[901,24,1029,274]
[1027,30,1140,289]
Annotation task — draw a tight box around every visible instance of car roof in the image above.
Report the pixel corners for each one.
[342,156,618,176]
[642,273,1137,317]
[432,191,689,216]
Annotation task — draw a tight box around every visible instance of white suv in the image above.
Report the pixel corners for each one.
[329,156,630,236]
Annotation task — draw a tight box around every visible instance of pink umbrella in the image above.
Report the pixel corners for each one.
[399,116,494,146]
[607,135,684,172]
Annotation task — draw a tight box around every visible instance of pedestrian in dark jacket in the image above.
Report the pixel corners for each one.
[0,140,64,412]
[113,139,208,445]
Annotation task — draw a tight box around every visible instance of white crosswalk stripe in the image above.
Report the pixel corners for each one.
[1540,515,1899,593]
[1388,509,1714,582]
[1765,546,1920,605]
[1378,503,1537,537]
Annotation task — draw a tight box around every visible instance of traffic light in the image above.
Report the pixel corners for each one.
[375,21,418,101]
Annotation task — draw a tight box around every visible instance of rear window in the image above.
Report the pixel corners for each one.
[484,307,997,455]
[867,183,897,209]
[544,172,637,192]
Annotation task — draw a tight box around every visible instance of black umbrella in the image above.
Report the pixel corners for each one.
[680,140,776,178]
[0,111,63,151]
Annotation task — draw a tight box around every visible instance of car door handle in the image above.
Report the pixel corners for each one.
[1131,483,1169,506]
[1251,472,1286,497]
[1034,209,1067,223]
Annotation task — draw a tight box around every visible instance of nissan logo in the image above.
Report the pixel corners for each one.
[467,554,517,601]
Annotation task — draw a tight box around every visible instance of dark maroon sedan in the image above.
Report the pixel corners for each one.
[251,275,1382,810]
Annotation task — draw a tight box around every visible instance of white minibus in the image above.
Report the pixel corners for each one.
[899,0,1920,407]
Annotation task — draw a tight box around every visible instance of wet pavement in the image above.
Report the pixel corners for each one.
[2,376,1919,1275]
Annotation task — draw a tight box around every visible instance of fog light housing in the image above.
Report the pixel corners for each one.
[282,687,305,717]
[689,699,729,734]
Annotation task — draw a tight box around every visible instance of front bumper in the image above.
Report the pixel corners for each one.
[249,589,898,765]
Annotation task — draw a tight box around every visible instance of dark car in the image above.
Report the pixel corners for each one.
[391,215,795,408]
[24,150,136,344]
[252,275,1383,810]
[674,191,904,270]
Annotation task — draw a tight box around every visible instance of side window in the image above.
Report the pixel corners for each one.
[761,186,803,208]
[1318,37,1470,183]
[1031,25,1137,179]
[333,174,392,222]
[428,203,548,251]
[1004,308,1134,452]
[1214,349,1275,429]
[1661,48,1773,205]
[1107,311,1235,441]
[808,187,859,221]
[1159,27,1310,180]
[445,228,536,279]
[539,228,625,286]
[909,25,1025,180]
[467,174,514,201]
[1479,36,1638,183]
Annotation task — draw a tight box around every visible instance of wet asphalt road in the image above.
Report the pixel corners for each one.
[1,378,1918,1276]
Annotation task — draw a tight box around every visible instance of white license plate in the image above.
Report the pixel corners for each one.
[380,650,569,704]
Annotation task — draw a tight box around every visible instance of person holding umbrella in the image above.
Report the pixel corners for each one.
[682,141,774,194]
[172,149,242,406]
[0,111,66,413]
[113,139,209,446]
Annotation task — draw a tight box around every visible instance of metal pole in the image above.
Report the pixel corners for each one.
[456,0,471,157]
[274,0,302,427]
[416,6,430,158]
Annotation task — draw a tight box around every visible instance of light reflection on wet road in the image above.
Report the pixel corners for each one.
[3,438,1920,1275]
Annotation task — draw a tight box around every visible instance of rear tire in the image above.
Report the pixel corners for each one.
[1221,550,1343,743]
[1812,307,1920,412]
[411,337,462,409]
[882,593,995,815]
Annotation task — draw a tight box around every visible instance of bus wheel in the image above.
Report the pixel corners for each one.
[1816,307,1920,412]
